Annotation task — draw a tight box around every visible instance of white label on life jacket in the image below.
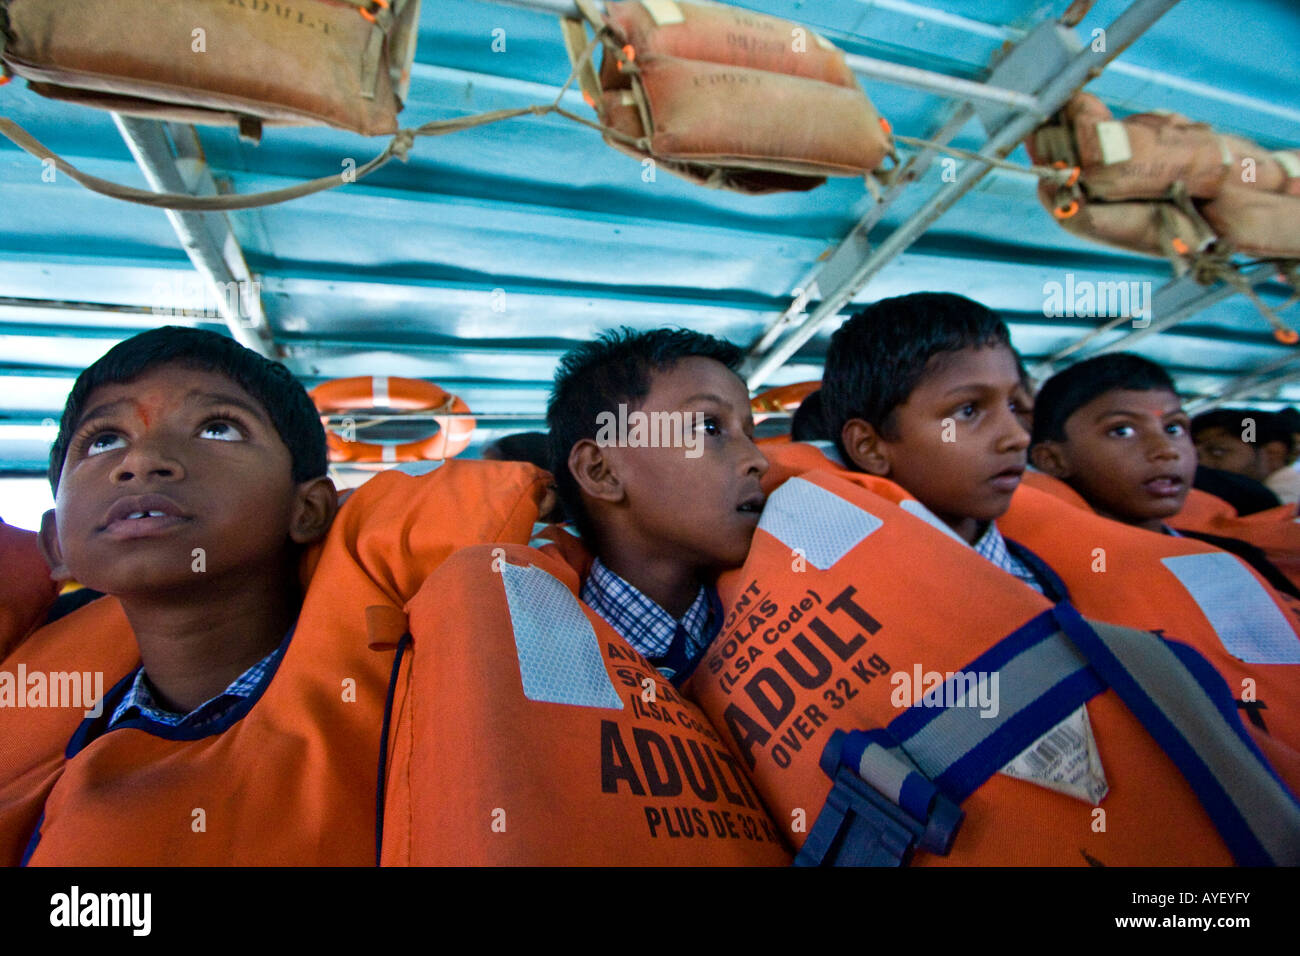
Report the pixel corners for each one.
[1094,121,1132,166]
[641,0,685,26]
[1162,552,1300,664]
[1000,705,1109,806]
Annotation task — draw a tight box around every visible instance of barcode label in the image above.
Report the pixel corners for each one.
[1000,706,1109,805]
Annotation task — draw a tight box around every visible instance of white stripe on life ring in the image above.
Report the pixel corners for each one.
[372,375,390,408]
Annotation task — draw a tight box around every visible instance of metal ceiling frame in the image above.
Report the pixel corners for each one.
[3,0,1296,419]
[739,0,1183,388]
[1032,264,1280,377]
[112,116,278,358]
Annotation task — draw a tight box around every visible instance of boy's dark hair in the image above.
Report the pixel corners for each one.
[1191,408,1292,450]
[821,293,1012,456]
[49,326,326,491]
[546,327,743,544]
[1031,352,1175,446]
[790,390,828,442]
[483,431,552,472]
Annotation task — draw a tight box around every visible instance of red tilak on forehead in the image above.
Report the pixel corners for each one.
[1138,403,1181,420]
[129,391,172,429]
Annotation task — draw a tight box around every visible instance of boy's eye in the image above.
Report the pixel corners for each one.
[955,402,977,420]
[1108,424,1136,438]
[697,417,721,437]
[1166,422,1187,436]
[199,419,245,441]
[85,432,126,456]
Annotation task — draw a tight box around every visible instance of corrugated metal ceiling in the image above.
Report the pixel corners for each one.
[1,0,1298,521]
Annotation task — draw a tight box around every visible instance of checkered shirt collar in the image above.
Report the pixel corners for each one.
[109,649,277,730]
[581,557,711,661]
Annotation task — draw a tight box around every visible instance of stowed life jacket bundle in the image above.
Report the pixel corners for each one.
[0,460,548,865]
[0,0,422,138]
[562,0,894,194]
[683,441,1300,866]
[1028,92,1300,265]
[379,537,791,865]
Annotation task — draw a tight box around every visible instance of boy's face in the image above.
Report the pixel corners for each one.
[1194,425,1268,480]
[595,356,768,572]
[1034,387,1195,532]
[843,345,1029,543]
[45,364,319,597]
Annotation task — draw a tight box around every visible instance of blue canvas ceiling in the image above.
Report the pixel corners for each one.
[1,0,1298,500]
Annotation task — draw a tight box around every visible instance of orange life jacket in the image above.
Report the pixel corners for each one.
[379,539,792,865]
[2,460,549,866]
[1169,491,1300,590]
[683,442,1300,865]
[0,521,59,661]
[999,471,1300,793]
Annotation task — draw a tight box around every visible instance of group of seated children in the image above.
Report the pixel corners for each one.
[2,290,1298,866]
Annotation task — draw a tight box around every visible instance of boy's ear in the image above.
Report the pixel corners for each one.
[37,509,72,582]
[841,418,891,476]
[568,438,624,504]
[288,476,339,545]
[1030,441,1070,479]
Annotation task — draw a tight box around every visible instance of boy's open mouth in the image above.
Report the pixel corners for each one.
[100,494,191,538]
[736,491,765,517]
[989,466,1025,493]
[1142,475,1184,498]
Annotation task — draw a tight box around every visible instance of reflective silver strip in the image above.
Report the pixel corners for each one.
[900,633,1089,780]
[641,0,684,26]
[500,562,624,710]
[757,477,883,570]
[857,742,914,805]
[1161,552,1300,664]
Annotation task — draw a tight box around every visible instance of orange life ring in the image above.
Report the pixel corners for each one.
[310,376,476,463]
[750,381,820,424]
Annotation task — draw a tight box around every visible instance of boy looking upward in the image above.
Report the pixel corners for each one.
[39,326,337,728]
[547,328,767,684]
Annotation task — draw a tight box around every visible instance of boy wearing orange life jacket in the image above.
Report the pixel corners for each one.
[546,328,769,685]
[2,326,552,865]
[817,293,1118,805]
[1028,354,1299,598]
[6,326,336,863]
[375,329,792,865]
[819,293,1043,579]
[692,293,1300,863]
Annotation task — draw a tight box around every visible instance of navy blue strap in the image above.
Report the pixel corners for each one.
[1051,603,1300,866]
[375,632,412,867]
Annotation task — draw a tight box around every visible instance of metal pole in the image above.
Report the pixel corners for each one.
[743,0,1182,389]
[113,116,277,359]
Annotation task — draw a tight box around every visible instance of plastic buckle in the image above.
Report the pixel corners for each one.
[793,730,964,867]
